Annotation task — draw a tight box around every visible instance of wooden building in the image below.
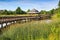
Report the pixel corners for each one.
[28,9,39,13]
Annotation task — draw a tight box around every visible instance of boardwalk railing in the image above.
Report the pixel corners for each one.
[0,15,51,29]
[0,16,41,29]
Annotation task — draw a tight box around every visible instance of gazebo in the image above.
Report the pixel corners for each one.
[28,9,39,14]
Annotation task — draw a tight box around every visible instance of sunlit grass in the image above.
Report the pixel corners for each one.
[0,19,60,40]
[0,14,38,17]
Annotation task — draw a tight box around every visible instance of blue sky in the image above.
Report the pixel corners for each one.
[0,0,59,11]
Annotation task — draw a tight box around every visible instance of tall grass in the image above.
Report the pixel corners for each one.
[0,14,38,17]
[0,20,60,40]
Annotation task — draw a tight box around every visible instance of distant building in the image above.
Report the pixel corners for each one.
[28,9,39,14]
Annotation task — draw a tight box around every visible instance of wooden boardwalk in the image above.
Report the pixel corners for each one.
[0,16,41,29]
[0,15,51,29]
[0,16,40,23]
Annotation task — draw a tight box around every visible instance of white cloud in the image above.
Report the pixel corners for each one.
[0,0,59,11]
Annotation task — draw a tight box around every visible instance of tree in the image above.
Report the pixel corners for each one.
[0,10,4,15]
[2,10,8,15]
[27,9,30,12]
[40,10,47,14]
[15,7,26,14]
[49,9,55,15]
[8,11,14,15]
[16,7,22,14]
[58,0,60,8]
[21,11,27,14]
[57,0,60,14]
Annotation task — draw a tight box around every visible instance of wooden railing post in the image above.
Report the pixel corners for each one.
[6,22,8,26]
[1,23,3,28]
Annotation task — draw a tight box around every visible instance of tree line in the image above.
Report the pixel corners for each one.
[0,7,26,15]
[39,0,60,16]
[0,0,60,15]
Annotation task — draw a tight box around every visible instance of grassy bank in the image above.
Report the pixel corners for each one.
[0,14,38,17]
[0,20,60,40]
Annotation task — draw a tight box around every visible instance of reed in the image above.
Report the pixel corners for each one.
[0,20,59,40]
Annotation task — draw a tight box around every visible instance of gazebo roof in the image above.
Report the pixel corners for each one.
[28,9,39,14]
